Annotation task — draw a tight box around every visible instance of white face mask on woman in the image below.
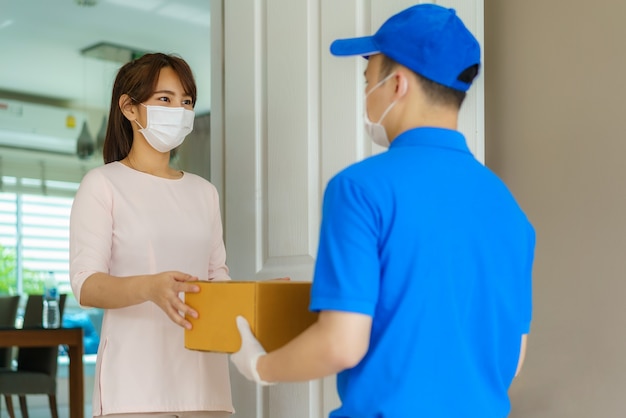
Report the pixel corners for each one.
[364,72,400,148]
[134,104,195,152]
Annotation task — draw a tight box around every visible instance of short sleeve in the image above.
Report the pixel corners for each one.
[310,175,380,316]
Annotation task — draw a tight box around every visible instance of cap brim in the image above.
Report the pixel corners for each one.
[330,36,380,57]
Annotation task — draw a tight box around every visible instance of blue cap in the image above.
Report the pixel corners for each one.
[330,4,481,92]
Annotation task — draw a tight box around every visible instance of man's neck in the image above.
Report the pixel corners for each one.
[389,111,458,142]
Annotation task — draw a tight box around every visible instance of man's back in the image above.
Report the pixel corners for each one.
[311,127,534,417]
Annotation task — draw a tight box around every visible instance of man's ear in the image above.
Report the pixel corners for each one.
[119,94,136,121]
[395,73,408,96]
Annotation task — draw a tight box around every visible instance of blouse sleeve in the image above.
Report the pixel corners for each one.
[69,169,113,305]
[206,183,230,281]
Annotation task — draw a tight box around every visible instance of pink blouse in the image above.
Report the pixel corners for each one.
[70,162,233,416]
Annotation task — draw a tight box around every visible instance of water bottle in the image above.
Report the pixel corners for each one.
[42,271,61,328]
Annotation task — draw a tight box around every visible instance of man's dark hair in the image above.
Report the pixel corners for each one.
[379,55,479,109]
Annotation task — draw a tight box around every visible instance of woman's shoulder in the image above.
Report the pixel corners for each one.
[182,171,218,191]
[79,161,126,186]
[84,160,123,175]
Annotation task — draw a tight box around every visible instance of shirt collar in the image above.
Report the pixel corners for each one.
[389,127,470,154]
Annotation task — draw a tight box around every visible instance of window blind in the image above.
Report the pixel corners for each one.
[0,147,101,298]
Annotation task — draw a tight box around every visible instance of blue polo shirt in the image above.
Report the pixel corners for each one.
[310,127,534,418]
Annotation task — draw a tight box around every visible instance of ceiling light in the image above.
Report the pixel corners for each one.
[105,0,165,12]
[81,42,149,64]
[76,121,95,160]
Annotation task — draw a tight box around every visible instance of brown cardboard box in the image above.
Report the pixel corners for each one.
[184,280,319,353]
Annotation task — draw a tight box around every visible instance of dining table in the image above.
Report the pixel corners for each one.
[0,326,84,418]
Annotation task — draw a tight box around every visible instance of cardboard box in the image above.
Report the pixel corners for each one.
[184,280,319,353]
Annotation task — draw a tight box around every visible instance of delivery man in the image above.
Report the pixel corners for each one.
[231,4,534,417]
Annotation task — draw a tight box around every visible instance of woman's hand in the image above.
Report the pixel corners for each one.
[145,271,201,329]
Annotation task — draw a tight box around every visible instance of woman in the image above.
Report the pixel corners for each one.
[69,53,233,418]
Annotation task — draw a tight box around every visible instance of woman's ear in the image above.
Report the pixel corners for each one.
[119,94,136,122]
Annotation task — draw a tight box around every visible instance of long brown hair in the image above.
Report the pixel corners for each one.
[102,53,197,163]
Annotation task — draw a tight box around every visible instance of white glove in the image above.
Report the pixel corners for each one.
[230,315,275,386]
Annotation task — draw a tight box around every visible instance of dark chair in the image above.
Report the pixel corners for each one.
[0,295,20,368]
[0,295,20,418]
[0,293,67,418]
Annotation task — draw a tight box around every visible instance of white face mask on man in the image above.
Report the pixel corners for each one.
[364,72,401,148]
[134,103,195,153]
